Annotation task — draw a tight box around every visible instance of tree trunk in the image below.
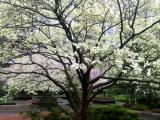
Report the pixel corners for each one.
[80,101,88,120]
[80,103,87,120]
[75,94,89,120]
[70,97,88,120]
[73,104,88,120]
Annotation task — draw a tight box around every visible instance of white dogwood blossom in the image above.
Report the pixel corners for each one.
[0,1,159,118]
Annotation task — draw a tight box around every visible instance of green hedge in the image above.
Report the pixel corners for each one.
[115,95,128,102]
[88,105,144,120]
[44,107,73,120]
[43,105,144,120]
[25,107,41,120]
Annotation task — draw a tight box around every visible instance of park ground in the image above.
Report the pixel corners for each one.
[0,100,31,120]
[0,99,160,120]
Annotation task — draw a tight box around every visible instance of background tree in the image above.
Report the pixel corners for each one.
[0,0,159,120]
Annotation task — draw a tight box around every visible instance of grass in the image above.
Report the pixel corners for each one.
[114,95,128,102]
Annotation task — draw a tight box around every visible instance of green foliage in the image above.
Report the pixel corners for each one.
[7,86,19,98]
[129,104,149,111]
[136,84,160,108]
[25,107,41,120]
[0,85,18,105]
[88,105,144,120]
[115,95,128,102]
[44,107,73,120]
[0,89,5,98]
[104,84,131,102]
[0,97,16,105]
[106,84,128,96]
[0,83,6,97]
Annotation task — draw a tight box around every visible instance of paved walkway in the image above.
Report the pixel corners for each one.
[0,100,32,120]
[137,111,160,120]
[0,100,32,114]
[0,114,30,120]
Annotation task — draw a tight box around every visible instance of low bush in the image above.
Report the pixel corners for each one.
[0,96,16,105]
[44,106,73,120]
[25,107,41,120]
[115,95,128,102]
[88,105,144,120]
[129,104,149,111]
[45,105,143,120]
[0,100,16,105]
[136,84,160,108]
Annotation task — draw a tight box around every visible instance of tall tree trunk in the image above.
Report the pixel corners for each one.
[72,102,88,120]
[80,99,88,120]
[67,95,89,120]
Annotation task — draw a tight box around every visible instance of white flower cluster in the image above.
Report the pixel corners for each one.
[70,63,87,71]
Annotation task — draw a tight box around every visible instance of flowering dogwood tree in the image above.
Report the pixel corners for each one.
[0,0,160,120]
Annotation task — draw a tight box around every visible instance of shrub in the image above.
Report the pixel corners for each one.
[130,104,149,111]
[0,96,16,105]
[44,106,73,120]
[25,107,41,120]
[88,105,144,120]
[115,95,128,102]
[44,105,144,120]
[136,84,160,108]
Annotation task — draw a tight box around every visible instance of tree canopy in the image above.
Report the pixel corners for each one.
[0,0,159,120]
